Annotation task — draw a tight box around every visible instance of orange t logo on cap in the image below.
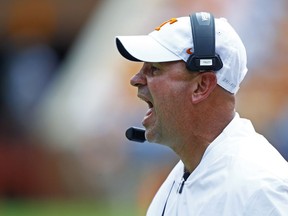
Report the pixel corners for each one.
[155,18,178,31]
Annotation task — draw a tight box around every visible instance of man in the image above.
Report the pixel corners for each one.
[115,12,288,215]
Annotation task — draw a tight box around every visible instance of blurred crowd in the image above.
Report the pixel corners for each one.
[0,0,101,199]
[0,0,287,214]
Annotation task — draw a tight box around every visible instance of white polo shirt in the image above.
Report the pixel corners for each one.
[146,113,288,216]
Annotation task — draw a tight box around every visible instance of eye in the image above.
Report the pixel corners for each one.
[143,63,161,77]
[150,64,160,76]
[151,65,159,72]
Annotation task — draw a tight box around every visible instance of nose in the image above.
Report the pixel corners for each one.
[130,70,146,87]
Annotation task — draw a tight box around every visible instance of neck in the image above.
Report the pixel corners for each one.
[173,87,235,173]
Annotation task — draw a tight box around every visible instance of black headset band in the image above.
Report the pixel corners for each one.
[191,13,215,57]
[186,12,223,72]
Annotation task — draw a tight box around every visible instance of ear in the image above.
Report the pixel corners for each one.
[191,72,217,104]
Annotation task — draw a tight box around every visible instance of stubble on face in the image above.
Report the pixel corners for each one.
[140,61,199,147]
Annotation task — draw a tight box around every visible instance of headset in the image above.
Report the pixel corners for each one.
[186,12,223,72]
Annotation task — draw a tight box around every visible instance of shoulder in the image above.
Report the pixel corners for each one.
[243,179,288,216]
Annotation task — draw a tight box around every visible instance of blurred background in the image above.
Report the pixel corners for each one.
[0,0,287,215]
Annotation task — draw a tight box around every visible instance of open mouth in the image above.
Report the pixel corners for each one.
[142,99,154,126]
[138,94,155,126]
[144,100,153,117]
[147,100,153,109]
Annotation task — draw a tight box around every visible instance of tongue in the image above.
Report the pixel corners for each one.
[145,108,153,117]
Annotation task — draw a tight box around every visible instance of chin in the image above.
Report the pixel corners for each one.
[145,127,161,143]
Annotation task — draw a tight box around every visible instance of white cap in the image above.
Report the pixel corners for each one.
[116,14,248,94]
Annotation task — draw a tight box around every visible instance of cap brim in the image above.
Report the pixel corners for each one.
[116,35,181,62]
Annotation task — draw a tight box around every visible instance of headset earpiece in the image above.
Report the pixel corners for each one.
[186,12,223,72]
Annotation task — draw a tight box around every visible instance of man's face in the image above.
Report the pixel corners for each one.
[130,61,198,146]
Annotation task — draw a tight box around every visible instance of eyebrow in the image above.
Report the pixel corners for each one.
[152,62,164,69]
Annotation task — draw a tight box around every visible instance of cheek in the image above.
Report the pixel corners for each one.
[153,84,189,123]
[149,75,192,113]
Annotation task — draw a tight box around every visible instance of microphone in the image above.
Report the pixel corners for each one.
[125,127,146,142]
